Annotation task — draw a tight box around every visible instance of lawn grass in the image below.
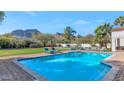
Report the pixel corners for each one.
[0,48,70,57]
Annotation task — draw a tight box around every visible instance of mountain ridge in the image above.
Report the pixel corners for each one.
[11,29,41,38]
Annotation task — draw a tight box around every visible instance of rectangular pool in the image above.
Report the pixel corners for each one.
[18,52,112,81]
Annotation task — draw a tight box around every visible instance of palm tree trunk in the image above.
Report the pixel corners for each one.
[105,43,107,48]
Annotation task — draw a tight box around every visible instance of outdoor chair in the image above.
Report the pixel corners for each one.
[50,47,57,54]
[44,48,49,53]
[71,47,76,50]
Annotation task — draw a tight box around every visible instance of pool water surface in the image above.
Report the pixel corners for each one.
[18,52,112,81]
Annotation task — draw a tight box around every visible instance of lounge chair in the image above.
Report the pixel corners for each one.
[79,47,85,50]
[71,47,76,50]
[44,48,49,53]
[50,47,57,54]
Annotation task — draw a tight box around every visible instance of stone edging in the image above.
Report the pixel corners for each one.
[102,53,119,81]
[13,51,117,81]
[13,60,48,81]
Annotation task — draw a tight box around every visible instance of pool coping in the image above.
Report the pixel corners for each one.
[13,51,80,81]
[13,60,48,81]
[102,52,119,81]
[14,51,118,81]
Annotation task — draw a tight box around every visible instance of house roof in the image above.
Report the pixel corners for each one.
[112,27,124,32]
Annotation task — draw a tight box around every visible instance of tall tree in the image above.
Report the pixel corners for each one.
[56,32,63,35]
[63,26,76,43]
[95,23,112,48]
[78,34,95,44]
[0,11,5,23]
[114,16,124,27]
[33,33,55,47]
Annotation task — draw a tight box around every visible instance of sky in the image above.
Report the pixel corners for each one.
[0,11,124,36]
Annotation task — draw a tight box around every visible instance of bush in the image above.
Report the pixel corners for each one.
[29,43,42,48]
[0,37,12,48]
[103,48,111,52]
[0,36,43,49]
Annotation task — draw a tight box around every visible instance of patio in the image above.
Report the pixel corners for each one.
[0,59,35,80]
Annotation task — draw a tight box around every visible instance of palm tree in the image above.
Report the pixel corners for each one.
[95,23,112,48]
[114,16,124,27]
[0,11,5,23]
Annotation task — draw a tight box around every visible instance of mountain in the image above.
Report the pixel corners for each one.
[11,29,41,38]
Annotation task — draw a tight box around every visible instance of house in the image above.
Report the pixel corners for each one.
[112,27,124,51]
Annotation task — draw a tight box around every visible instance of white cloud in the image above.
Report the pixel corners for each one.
[24,11,36,16]
[74,20,91,25]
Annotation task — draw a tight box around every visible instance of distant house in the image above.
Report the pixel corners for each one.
[112,27,124,51]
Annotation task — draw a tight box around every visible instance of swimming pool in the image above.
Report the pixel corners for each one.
[18,52,112,81]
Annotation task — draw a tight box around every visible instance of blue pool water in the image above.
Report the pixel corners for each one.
[18,52,112,81]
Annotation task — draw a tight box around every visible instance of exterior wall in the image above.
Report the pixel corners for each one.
[61,43,92,48]
[112,30,124,38]
[107,43,111,48]
[61,44,77,47]
[70,44,77,47]
[112,38,116,51]
[61,44,67,47]
[81,44,91,48]
[112,31,124,51]
[120,38,124,46]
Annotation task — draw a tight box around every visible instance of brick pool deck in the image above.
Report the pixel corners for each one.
[105,52,124,81]
[0,51,69,81]
[0,51,124,81]
[0,53,50,80]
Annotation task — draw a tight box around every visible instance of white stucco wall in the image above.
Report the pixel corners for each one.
[61,43,92,48]
[112,30,124,38]
[61,44,67,47]
[120,38,124,46]
[112,38,116,51]
[112,31,124,51]
[81,44,91,48]
[61,44,77,47]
